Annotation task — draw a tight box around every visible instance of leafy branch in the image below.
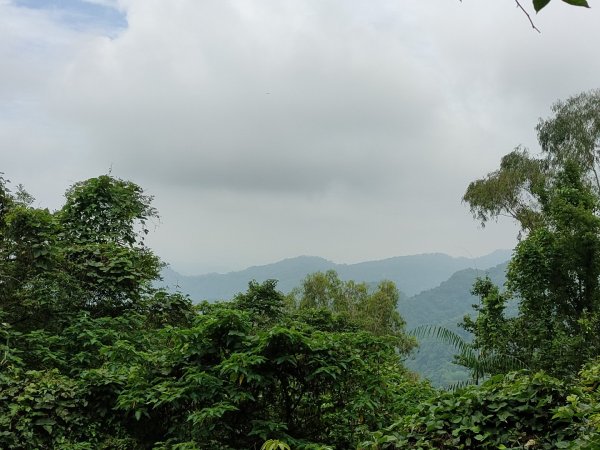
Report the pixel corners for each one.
[411,325,526,387]
[460,0,590,33]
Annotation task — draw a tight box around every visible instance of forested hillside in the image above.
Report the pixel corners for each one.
[401,262,510,386]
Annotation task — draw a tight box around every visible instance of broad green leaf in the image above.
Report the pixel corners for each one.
[562,0,590,7]
[533,0,551,12]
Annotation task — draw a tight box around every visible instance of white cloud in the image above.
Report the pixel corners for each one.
[2,0,600,272]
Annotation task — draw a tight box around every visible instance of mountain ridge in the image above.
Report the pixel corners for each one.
[160,250,512,301]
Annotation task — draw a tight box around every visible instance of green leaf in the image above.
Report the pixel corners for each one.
[497,410,512,422]
[533,0,552,12]
[562,0,590,7]
[34,418,56,426]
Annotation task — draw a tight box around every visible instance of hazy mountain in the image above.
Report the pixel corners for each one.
[160,255,335,301]
[159,250,512,301]
[400,261,509,328]
[401,261,513,386]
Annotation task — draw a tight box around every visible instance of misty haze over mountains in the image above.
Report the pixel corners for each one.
[160,249,512,301]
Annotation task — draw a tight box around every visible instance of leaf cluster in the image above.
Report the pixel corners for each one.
[362,367,600,449]
[533,0,589,13]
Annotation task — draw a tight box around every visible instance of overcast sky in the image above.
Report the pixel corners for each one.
[2,0,600,274]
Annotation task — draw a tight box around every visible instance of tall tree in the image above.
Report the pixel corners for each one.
[537,89,600,193]
[464,90,600,233]
[462,91,600,378]
[0,174,162,332]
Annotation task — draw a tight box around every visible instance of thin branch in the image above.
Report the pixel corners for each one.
[460,0,542,32]
[515,0,541,33]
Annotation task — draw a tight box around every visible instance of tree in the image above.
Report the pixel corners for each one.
[537,89,600,192]
[0,174,162,332]
[464,90,600,233]
[504,162,600,376]
[462,91,600,378]
[234,279,286,325]
[287,270,416,355]
[463,147,547,233]
[109,294,419,449]
[0,174,195,448]
[59,174,157,247]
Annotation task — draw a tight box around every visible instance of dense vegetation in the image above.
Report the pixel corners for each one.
[0,174,423,448]
[3,90,600,449]
[402,262,510,386]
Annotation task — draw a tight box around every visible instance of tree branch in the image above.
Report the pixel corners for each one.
[459,0,541,32]
[514,0,541,33]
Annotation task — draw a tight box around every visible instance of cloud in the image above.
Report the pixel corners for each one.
[2,0,600,271]
[44,1,447,197]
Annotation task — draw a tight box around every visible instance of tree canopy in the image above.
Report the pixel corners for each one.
[462,90,600,380]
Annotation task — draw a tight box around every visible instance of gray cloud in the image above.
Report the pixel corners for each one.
[2,0,600,272]
[46,1,441,196]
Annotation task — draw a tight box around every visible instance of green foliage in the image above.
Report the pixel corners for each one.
[363,370,584,449]
[412,323,524,387]
[0,174,162,334]
[401,262,511,387]
[108,300,417,448]
[60,174,157,247]
[464,163,600,379]
[261,440,291,450]
[533,0,589,12]
[234,279,285,325]
[0,367,89,448]
[463,147,547,232]
[555,359,600,448]
[463,278,510,356]
[463,91,600,380]
[0,176,422,449]
[287,270,416,355]
[0,174,189,448]
[464,90,600,232]
[536,90,600,183]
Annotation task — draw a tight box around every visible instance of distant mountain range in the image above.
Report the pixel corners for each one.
[160,249,512,301]
[159,250,513,386]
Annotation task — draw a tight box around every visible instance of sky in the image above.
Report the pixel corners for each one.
[2,0,600,274]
